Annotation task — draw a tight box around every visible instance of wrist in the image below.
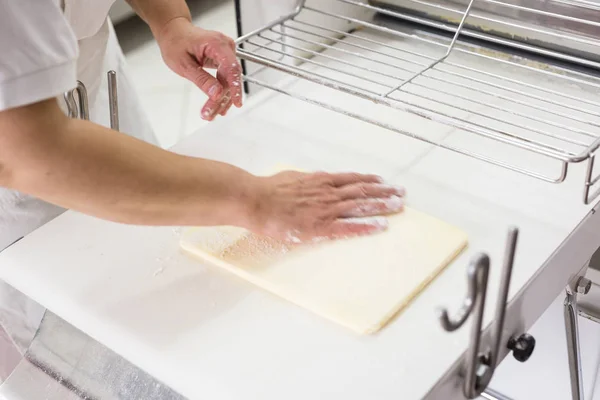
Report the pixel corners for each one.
[154,15,192,44]
[229,174,268,232]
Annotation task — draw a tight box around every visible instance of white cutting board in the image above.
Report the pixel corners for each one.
[180,206,468,334]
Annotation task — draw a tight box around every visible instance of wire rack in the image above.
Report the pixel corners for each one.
[235,0,600,204]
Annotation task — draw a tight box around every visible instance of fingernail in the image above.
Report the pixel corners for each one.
[378,184,405,196]
[384,196,404,212]
[393,186,406,196]
[345,216,389,231]
[208,84,222,99]
[202,108,214,120]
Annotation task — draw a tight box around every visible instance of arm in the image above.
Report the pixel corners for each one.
[0,99,255,227]
[0,100,405,241]
[125,0,191,39]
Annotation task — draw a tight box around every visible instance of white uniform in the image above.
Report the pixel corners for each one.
[0,0,158,380]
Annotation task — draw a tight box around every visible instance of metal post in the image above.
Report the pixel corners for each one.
[108,70,119,131]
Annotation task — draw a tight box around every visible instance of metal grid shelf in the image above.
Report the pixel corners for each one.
[236,0,600,204]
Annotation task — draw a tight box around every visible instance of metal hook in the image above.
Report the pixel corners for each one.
[438,227,519,399]
[63,81,89,120]
[438,256,480,332]
[75,81,89,120]
[63,90,78,119]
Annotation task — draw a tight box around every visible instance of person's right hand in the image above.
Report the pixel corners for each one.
[247,171,406,243]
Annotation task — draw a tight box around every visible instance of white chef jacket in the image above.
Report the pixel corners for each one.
[0,0,157,251]
[0,0,158,378]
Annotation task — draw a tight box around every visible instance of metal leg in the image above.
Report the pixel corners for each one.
[564,276,591,400]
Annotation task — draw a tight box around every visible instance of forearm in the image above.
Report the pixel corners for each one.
[126,0,191,39]
[0,100,256,227]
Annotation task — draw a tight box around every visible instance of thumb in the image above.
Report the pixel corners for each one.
[183,64,224,101]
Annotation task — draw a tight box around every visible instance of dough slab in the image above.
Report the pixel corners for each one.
[180,206,468,334]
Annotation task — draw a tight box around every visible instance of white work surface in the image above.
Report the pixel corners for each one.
[1,32,599,400]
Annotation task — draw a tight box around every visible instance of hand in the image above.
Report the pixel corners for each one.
[247,171,406,243]
[157,18,243,121]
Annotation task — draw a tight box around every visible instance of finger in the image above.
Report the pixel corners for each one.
[220,59,243,108]
[336,183,405,200]
[183,60,224,101]
[228,37,236,52]
[208,47,243,108]
[215,69,233,116]
[202,59,219,69]
[218,96,233,116]
[216,90,232,116]
[322,216,389,239]
[201,97,222,121]
[327,172,385,187]
[336,196,404,218]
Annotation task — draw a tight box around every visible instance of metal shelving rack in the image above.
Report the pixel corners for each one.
[235,0,600,204]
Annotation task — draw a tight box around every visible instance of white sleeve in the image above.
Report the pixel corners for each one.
[0,0,79,111]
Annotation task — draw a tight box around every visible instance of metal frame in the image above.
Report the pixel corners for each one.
[235,0,600,204]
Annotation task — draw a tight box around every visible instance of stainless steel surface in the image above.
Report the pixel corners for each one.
[0,312,184,400]
[369,0,600,68]
[589,245,600,272]
[236,0,600,204]
[438,229,518,398]
[577,281,600,323]
[108,70,119,131]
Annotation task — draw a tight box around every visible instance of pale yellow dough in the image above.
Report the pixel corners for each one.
[180,188,468,334]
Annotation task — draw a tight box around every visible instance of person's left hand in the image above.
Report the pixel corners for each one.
[157,18,243,121]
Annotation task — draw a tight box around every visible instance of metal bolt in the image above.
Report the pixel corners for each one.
[576,277,592,295]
